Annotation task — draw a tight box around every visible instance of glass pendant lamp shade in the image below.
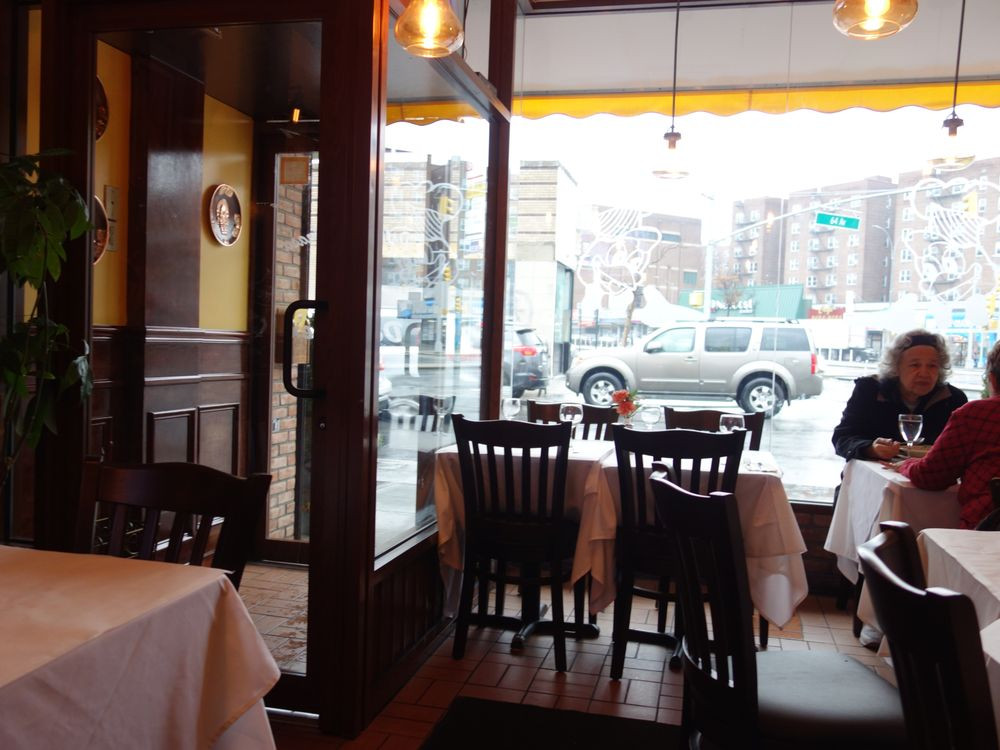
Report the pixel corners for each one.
[929,114,974,172]
[395,0,464,58]
[832,0,918,39]
[653,130,689,180]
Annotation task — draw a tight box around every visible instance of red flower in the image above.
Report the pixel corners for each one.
[611,389,639,416]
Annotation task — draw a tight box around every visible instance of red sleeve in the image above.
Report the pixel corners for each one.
[897,406,972,491]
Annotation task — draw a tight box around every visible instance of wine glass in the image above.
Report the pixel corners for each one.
[432,395,452,433]
[719,414,746,434]
[501,397,521,420]
[898,413,923,454]
[558,403,584,426]
[638,405,661,430]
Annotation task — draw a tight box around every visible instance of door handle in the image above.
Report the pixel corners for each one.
[283,299,327,398]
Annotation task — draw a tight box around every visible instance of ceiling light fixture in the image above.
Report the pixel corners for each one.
[833,0,917,40]
[653,0,688,181]
[929,0,974,172]
[395,0,464,59]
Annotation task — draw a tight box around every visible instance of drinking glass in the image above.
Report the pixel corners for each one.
[898,413,923,452]
[432,396,452,434]
[719,414,746,433]
[638,405,661,430]
[501,397,521,420]
[558,403,584,426]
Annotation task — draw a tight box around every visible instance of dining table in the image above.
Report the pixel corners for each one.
[918,528,1000,739]
[0,545,280,750]
[824,457,961,586]
[434,439,808,630]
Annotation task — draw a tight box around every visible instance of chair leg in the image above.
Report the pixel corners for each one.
[657,575,670,633]
[668,601,683,671]
[495,560,506,616]
[758,615,769,649]
[610,572,634,680]
[573,576,586,631]
[453,559,479,660]
[835,574,852,611]
[550,563,568,672]
[851,574,865,638]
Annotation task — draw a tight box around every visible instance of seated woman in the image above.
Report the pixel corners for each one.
[832,329,967,462]
[893,341,1000,529]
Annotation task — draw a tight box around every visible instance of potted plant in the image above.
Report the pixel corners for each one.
[0,152,93,489]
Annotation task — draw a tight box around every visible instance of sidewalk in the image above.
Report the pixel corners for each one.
[821,360,985,396]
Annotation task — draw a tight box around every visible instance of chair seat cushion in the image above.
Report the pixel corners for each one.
[756,651,906,748]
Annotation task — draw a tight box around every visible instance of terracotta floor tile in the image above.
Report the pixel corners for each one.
[379,703,445,724]
[554,695,591,712]
[658,694,683,711]
[378,736,423,750]
[467,660,509,687]
[521,691,559,708]
[393,677,432,705]
[458,683,526,703]
[588,700,658,721]
[497,665,539,691]
[528,674,595,699]
[417,680,464,708]
[533,668,600,686]
[367,716,433,740]
[625,679,661,707]
[657,708,683,725]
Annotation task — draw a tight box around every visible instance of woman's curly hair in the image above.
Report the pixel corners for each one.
[879,328,951,384]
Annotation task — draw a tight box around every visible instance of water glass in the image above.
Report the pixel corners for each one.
[638,405,661,430]
[501,397,521,420]
[898,413,923,450]
[719,414,746,433]
[558,403,584,426]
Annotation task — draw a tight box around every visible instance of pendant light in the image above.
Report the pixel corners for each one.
[395,0,464,59]
[832,0,917,40]
[929,0,974,172]
[653,0,688,180]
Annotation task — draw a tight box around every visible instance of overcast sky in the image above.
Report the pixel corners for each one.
[388,103,1000,242]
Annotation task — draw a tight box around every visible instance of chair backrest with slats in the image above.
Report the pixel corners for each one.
[76,460,270,589]
[663,407,764,450]
[612,425,743,534]
[651,470,759,744]
[452,414,571,529]
[859,524,998,750]
[526,400,617,440]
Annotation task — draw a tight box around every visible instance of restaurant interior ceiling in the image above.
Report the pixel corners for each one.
[94,0,999,125]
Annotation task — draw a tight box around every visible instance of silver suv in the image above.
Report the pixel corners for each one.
[565,319,823,417]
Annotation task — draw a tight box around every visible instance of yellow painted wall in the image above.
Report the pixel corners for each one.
[200,97,253,331]
[92,42,130,326]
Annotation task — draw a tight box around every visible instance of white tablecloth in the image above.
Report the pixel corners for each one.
[0,546,280,750]
[824,458,961,585]
[435,443,807,628]
[918,529,1000,739]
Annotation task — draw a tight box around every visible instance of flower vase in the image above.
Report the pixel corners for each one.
[622,413,634,428]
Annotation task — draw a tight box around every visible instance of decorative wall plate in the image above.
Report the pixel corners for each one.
[209,184,242,246]
[92,195,108,264]
[95,77,109,141]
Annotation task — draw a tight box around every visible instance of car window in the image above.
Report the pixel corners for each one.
[704,327,751,353]
[517,329,543,347]
[760,327,811,351]
[646,327,695,354]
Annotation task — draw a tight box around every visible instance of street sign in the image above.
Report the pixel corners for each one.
[815,212,860,230]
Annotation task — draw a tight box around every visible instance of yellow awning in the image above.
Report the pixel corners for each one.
[388,80,1000,125]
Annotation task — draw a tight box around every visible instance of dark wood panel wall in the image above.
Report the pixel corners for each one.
[86,56,249,478]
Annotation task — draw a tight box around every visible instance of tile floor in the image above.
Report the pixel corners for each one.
[245,564,894,749]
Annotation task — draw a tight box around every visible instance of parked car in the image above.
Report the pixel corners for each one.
[503,327,549,398]
[565,319,823,417]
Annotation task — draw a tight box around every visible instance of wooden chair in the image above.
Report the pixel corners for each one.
[652,471,907,750]
[609,425,743,679]
[975,477,1000,531]
[451,415,578,671]
[663,406,764,450]
[859,522,998,750]
[526,400,617,440]
[75,460,271,590]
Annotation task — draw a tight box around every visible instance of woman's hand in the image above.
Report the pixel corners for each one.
[869,437,901,460]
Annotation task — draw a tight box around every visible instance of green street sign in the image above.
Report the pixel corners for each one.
[815,212,860,230]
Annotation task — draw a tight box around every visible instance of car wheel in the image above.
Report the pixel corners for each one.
[738,377,786,418]
[581,370,624,406]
